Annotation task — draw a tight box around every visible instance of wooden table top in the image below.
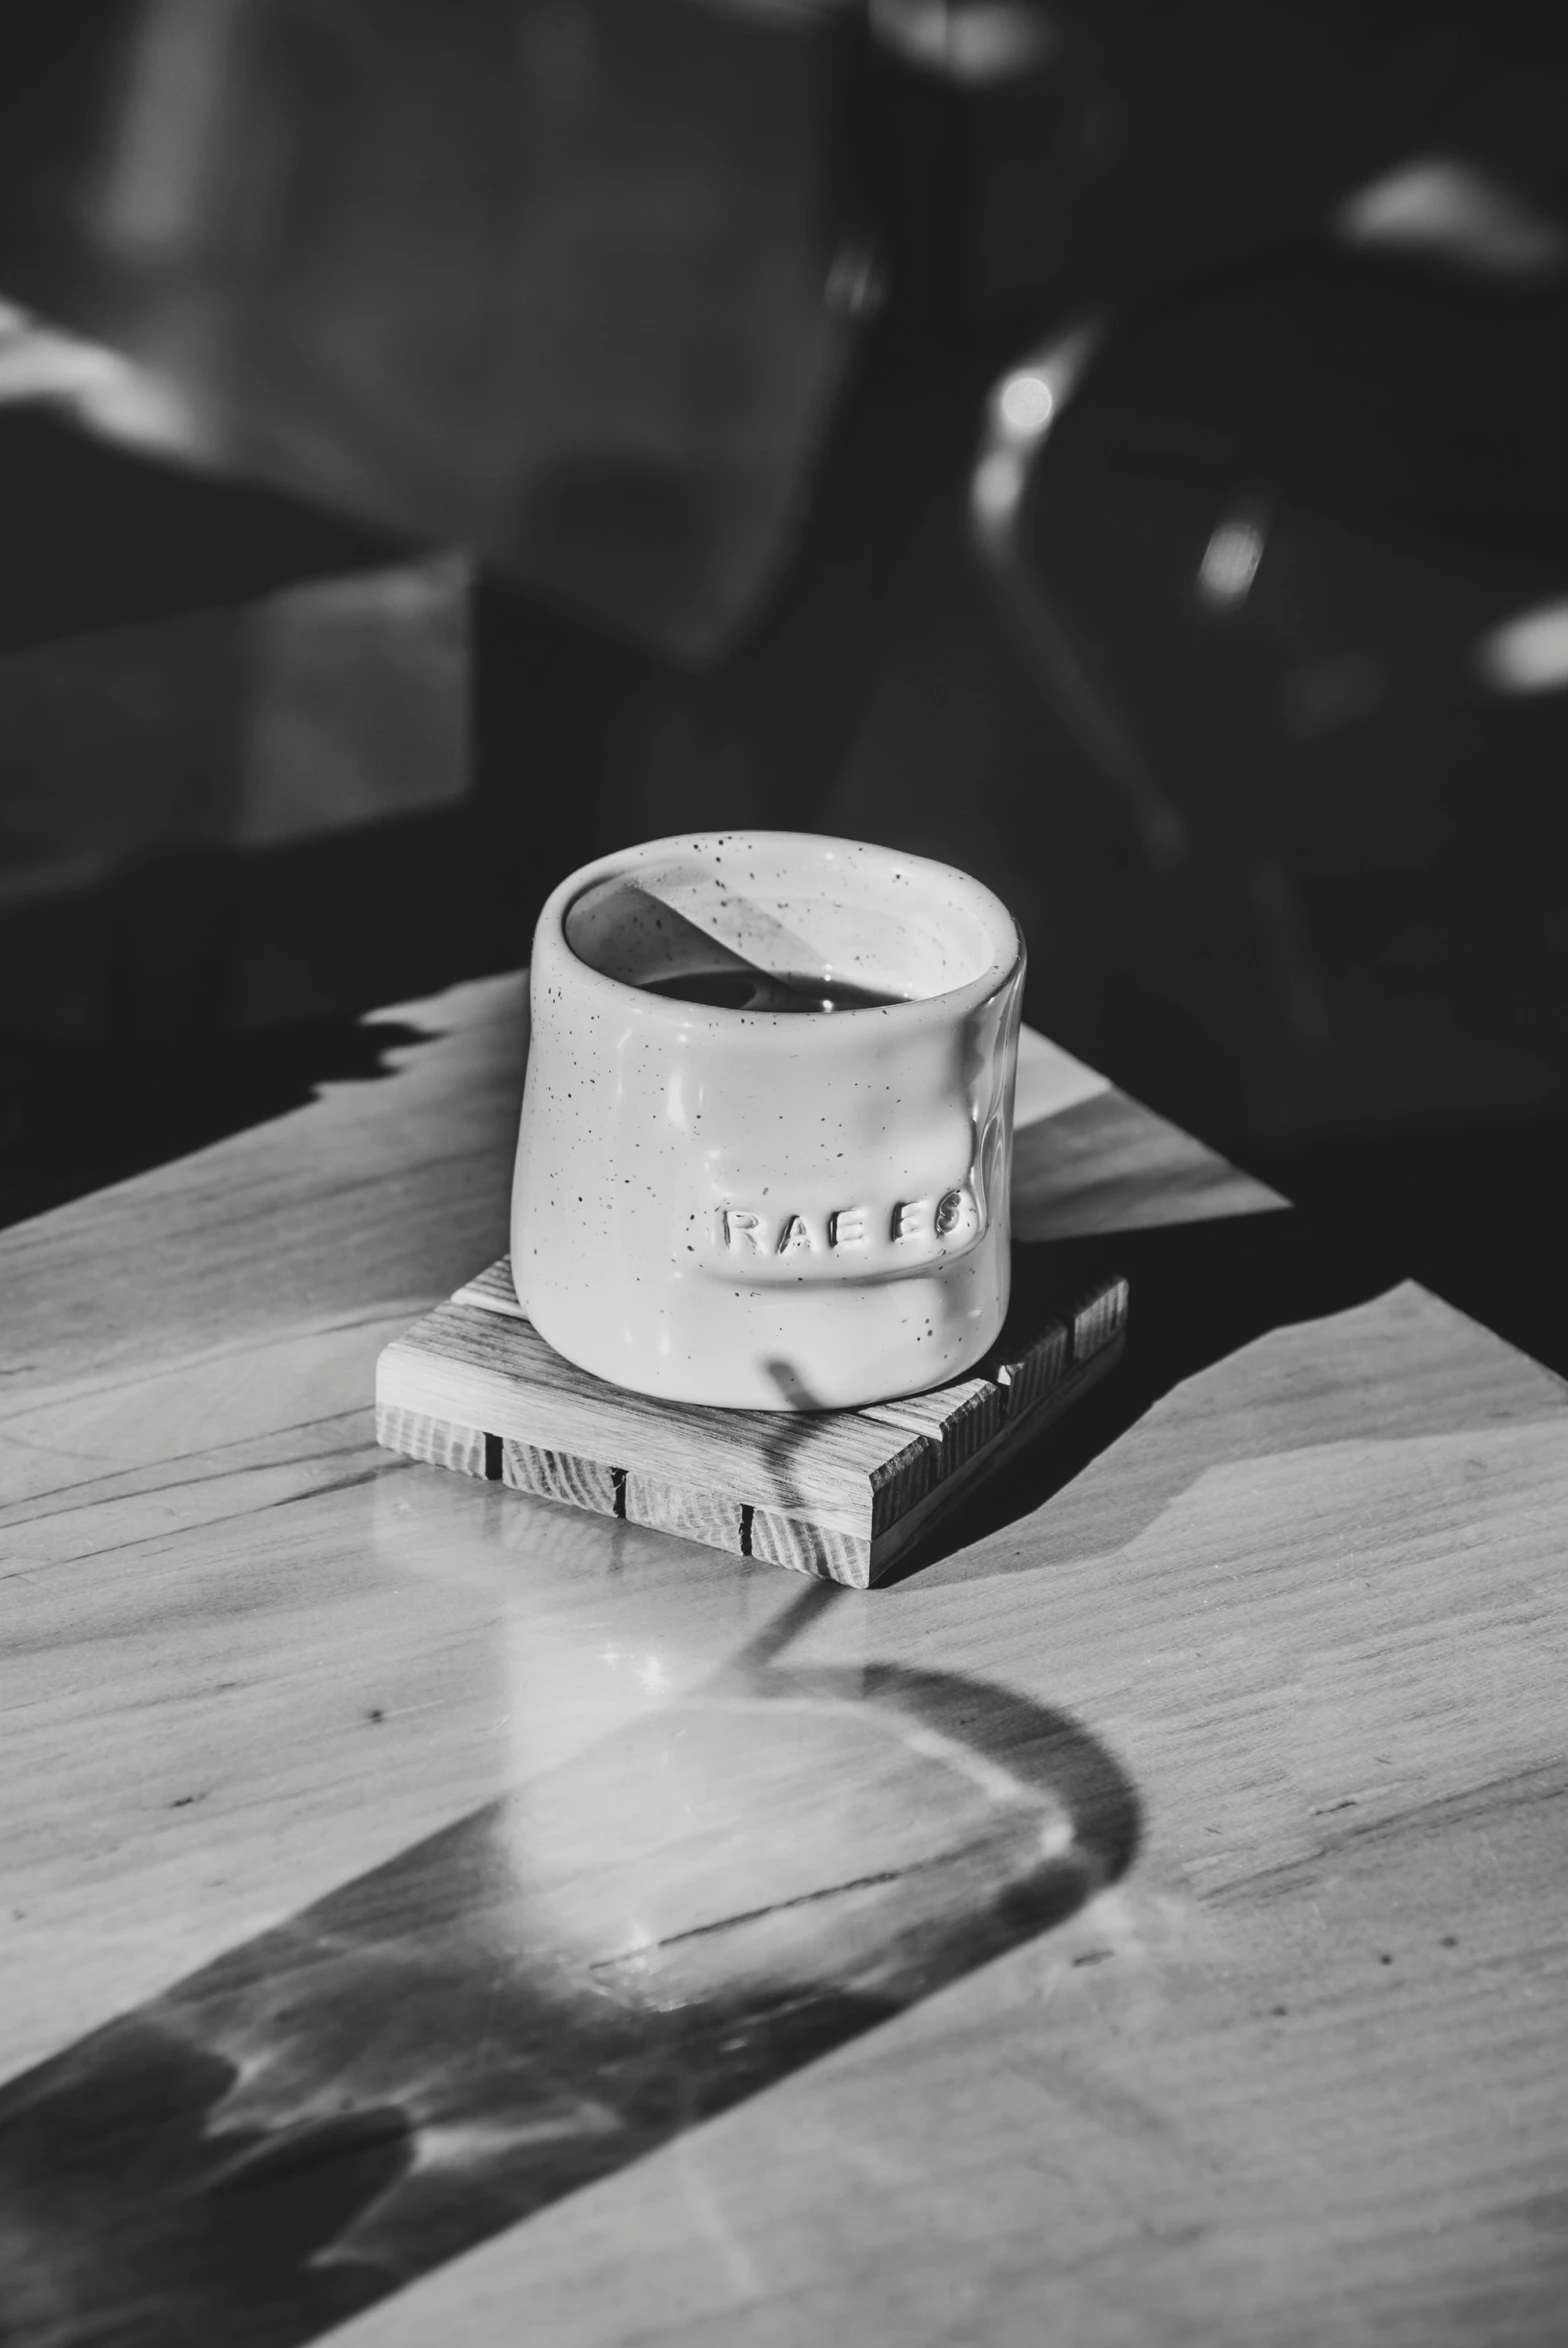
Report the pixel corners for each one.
[4,972,1566,2348]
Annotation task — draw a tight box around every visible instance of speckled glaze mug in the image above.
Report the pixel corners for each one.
[511,831,1025,1410]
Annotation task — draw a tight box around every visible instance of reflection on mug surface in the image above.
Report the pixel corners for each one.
[515,833,1025,1409]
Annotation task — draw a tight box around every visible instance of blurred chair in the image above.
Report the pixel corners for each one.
[965,135,1568,1144]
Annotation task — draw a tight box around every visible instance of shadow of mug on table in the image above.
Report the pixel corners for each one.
[0,1606,1138,2348]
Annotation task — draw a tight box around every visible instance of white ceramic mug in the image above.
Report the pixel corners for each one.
[511,831,1025,1410]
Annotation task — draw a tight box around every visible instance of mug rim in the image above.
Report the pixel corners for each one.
[536,829,1024,1036]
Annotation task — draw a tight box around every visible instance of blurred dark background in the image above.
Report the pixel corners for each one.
[3,1,1567,1369]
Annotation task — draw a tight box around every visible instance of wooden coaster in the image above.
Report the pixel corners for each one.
[375,1260,1128,1588]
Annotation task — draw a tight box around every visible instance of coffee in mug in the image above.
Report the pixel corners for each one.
[512,832,1025,1410]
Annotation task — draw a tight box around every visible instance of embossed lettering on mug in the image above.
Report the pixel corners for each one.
[711,1180,985,1282]
[515,831,1024,1408]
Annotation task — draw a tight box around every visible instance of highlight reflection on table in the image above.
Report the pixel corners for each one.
[1,1581,1136,2347]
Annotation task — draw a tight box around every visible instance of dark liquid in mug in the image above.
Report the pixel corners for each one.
[640,967,906,1014]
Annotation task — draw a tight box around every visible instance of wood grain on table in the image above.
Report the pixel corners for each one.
[3,974,1566,2348]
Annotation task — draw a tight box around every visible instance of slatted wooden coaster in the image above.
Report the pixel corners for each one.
[375,1260,1128,1588]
